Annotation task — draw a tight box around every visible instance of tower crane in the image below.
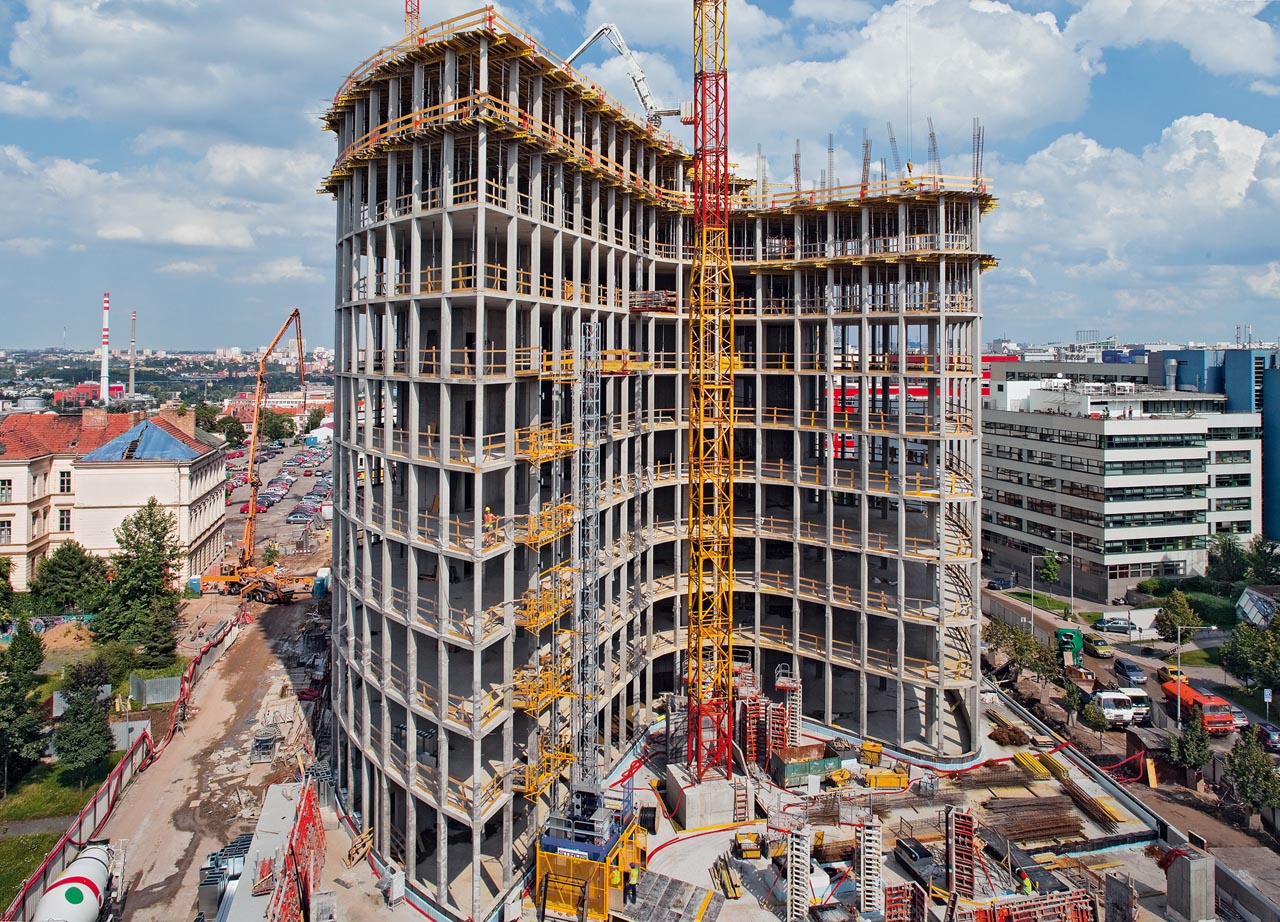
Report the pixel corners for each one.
[405,0,419,38]
[565,23,682,128]
[686,0,736,780]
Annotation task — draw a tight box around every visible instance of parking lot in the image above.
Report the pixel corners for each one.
[224,441,332,556]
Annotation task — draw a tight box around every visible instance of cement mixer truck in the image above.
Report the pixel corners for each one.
[31,841,123,922]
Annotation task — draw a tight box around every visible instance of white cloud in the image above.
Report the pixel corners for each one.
[0,82,60,116]
[158,260,215,275]
[790,0,873,24]
[1,237,54,256]
[1251,80,1280,97]
[1247,262,1280,299]
[1065,0,1280,78]
[242,257,321,284]
[986,114,1280,334]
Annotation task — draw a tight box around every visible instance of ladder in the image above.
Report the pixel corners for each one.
[785,825,812,922]
[731,779,749,822]
[858,819,884,915]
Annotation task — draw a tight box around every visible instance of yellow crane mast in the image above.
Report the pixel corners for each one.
[686,0,736,780]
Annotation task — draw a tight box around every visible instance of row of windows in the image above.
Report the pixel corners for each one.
[1207,427,1262,441]
[1213,473,1252,488]
[1104,536,1206,554]
[1215,497,1252,512]
[985,422,1101,448]
[1107,560,1187,580]
[0,473,73,502]
[1103,433,1205,449]
[0,510,73,543]
[1105,510,1205,529]
[1104,459,1206,475]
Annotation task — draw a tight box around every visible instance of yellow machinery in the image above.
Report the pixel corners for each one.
[686,0,736,779]
[734,831,762,859]
[859,741,884,767]
[863,764,910,791]
[534,811,646,920]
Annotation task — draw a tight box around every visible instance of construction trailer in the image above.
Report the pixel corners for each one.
[322,4,992,919]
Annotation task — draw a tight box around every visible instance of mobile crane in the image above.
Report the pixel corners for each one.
[203,309,313,603]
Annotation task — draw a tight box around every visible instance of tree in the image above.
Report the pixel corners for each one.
[0,556,13,613]
[218,416,247,447]
[261,542,281,566]
[1245,534,1280,585]
[0,676,45,798]
[29,541,109,614]
[93,498,182,644]
[3,618,44,693]
[135,597,178,669]
[1063,680,1083,720]
[305,407,325,434]
[1208,534,1250,583]
[1226,729,1280,817]
[55,682,112,792]
[1169,706,1212,772]
[258,410,295,442]
[1038,551,1059,586]
[1154,590,1201,646]
[1081,701,1108,742]
[194,402,219,431]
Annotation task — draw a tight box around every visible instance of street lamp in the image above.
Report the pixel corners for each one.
[1030,554,1047,633]
[1174,623,1210,731]
[1063,530,1075,620]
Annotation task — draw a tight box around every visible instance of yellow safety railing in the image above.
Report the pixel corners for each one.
[514,563,576,632]
[515,422,577,464]
[514,503,576,548]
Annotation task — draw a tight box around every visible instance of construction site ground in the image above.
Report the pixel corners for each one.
[96,593,404,922]
[601,717,1177,921]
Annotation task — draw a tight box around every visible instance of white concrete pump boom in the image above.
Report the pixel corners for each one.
[566,23,681,127]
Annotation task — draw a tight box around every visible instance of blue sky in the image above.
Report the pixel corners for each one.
[1,0,1278,349]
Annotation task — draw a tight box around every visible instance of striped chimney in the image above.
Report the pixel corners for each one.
[100,293,110,407]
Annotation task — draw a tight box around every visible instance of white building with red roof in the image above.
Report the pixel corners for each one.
[0,408,226,591]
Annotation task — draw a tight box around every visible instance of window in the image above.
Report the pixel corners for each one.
[58,509,71,532]
[0,521,9,543]
[59,471,71,493]
[0,480,10,502]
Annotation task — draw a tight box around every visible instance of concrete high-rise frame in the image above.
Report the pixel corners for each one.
[322,9,992,920]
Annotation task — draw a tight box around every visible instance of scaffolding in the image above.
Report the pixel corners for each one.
[514,502,576,548]
[515,730,575,799]
[947,808,979,900]
[775,664,802,748]
[513,562,576,632]
[515,422,578,464]
[943,889,1097,922]
[511,638,574,715]
[885,882,928,922]
[859,818,884,916]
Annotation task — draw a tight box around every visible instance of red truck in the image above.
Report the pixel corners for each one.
[1161,682,1235,735]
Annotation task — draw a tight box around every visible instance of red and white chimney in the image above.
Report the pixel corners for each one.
[100,293,110,407]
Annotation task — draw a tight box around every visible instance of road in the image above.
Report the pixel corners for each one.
[224,443,331,560]
[988,584,1247,754]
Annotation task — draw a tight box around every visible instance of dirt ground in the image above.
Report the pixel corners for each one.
[101,598,317,919]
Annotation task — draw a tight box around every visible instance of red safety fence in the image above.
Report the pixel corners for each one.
[3,604,253,922]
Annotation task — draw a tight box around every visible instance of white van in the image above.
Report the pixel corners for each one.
[1093,691,1135,727]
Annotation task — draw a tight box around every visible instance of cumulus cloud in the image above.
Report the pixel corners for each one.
[985,114,1280,336]
[158,260,215,275]
[242,257,321,284]
[1065,0,1280,78]
[0,82,61,116]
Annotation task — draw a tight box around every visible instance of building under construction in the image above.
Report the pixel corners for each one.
[322,7,991,919]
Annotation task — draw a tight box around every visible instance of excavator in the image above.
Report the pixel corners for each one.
[202,309,316,604]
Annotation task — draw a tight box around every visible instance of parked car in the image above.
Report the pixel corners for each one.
[239,502,267,514]
[286,512,316,524]
[1230,706,1250,731]
[1082,634,1114,658]
[1094,618,1141,634]
[986,578,1013,590]
[1255,722,1280,753]
[1114,658,1148,685]
[1156,664,1187,685]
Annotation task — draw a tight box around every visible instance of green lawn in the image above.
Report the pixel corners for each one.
[1170,646,1222,669]
[1008,590,1072,614]
[0,754,122,823]
[0,833,61,909]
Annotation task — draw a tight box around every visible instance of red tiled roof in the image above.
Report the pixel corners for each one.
[0,413,136,460]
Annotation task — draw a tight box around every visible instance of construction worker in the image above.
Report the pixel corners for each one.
[1019,870,1033,896]
[625,861,640,905]
[482,506,498,546]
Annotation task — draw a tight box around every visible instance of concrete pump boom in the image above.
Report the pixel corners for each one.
[241,308,305,569]
[566,23,680,127]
